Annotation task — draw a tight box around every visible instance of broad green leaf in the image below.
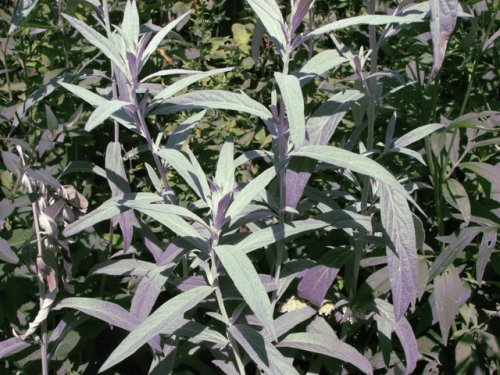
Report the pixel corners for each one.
[238,211,371,254]
[429,0,458,80]
[157,148,209,201]
[122,0,140,47]
[85,100,131,132]
[278,332,373,374]
[54,297,139,331]
[432,266,471,345]
[99,286,213,372]
[215,139,235,195]
[151,67,233,102]
[0,238,19,264]
[246,0,287,55]
[476,230,497,286]
[380,185,418,320]
[393,123,445,149]
[443,178,471,225]
[428,227,485,281]
[62,14,129,79]
[226,165,278,219]
[275,73,305,149]
[149,90,272,122]
[215,245,277,340]
[296,50,348,86]
[141,11,192,66]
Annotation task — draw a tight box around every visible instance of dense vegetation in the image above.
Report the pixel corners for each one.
[0,0,498,374]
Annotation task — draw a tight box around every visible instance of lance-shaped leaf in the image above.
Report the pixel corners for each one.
[215,139,235,196]
[246,0,287,55]
[275,73,305,150]
[1,151,21,174]
[296,14,426,47]
[431,266,471,345]
[54,297,139,331]
[428,227,484,281]
[86,100,131,132]
[59,82,136,131]
[131,267,171,320]
[151,67,233,103]
[429,0,458,80]
[89,259,162,276]
[122,0,140,47]
[374,299,419,374]
[443,178,471,225]
[215,245,277,340]
[290,0,315,35]
[238,211,371,254]
[0,238,19,264]
[0,337,31,359]
[141,11,192,67]
[278,332,373,374]
[166,110,206,150]
[476,230,497,286]
[99,286,213,372]
[226,165,278,220]
[148,90,272,122]
[157,148,210,201]
[8,0,39,35]
[296,49,348,86]
[229,324,299,375]
[380,185,418,320]
[62,14,129,79]
[63,193,161,237]
[392,123,445,149]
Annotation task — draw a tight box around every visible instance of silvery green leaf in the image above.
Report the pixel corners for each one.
[122,0,140,47]
[459,162,500,190]
[131,267,170,320]
[63,193,160,237]
[476,230,497,286]
[59,161,107,179]
[176,321,229,346]
[145,163,163,193]
[274,306,317,338]
[62,14,129,79]
[157,148,209,201]
[54,297,139,331]
[106,141,131,196]
[374,299,418,374]
[99,286,213,372]
[290,0,315,35]
[0,337,31,359]
[226,165,277,220]
[428,227,484,281]
[89,259,163,276]
[296,50,348,86]
[393,123,445,149]
[298,14,426,46]
[392,147,427,165]
[431,266,471,345]
[278,332,373,374]
[229,324,299,375]
[59,82,136,131]
[234,150,274,168]
[166,110,206,150]
[85,100,131,132]
[380,185,418,320]
[215,139,235,196]
[238,211,371,254]
[149,90,272,122]
[246,0,287,55]
[443,178,471,225]
[429,0,458,80]
[8,0,39,35]
[141,11,192,66]
[151,67,233,102]
[1,151,20,174]
[275,73,305,149]
[293,145,411,199]
[215,245,277,341]
[0,238,19,264]
[140,69,202,83]
[186,148,211,201]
